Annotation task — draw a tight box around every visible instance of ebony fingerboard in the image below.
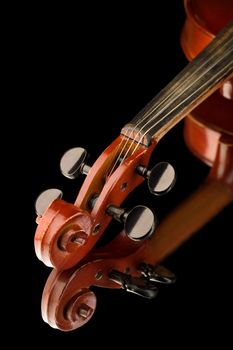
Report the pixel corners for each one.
[121,20,233,146]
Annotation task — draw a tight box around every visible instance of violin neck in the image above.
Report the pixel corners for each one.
[121,21,233,146]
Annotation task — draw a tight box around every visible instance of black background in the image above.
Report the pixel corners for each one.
[21,0,233,347]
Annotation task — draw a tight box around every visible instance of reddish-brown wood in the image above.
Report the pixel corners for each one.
[181,0,233,166]
[35,135,157,269]
[34,200,93,269]
[41,133,233,331]
[145,136,233,263]
[184,116,233,168]
[149,0,233,261]
[181,0,233,58]
[36,0,233,331]
[35,0,232,272]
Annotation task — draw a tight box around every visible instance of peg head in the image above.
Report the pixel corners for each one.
[35,188,63,216]
[147,162,176,195]
[123,205,158,241]
[60,147,88,179]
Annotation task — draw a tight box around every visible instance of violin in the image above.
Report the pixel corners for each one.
[34,0,233,331]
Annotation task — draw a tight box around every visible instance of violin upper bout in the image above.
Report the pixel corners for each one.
[181,0,233,61]
[181,0,233,101]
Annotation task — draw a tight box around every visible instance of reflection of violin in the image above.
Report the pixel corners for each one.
[34,0,233,331]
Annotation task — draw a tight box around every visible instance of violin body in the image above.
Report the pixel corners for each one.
[32,0,233,334]
[181,0,233,171]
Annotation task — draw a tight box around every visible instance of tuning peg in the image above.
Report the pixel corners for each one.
[35,188,63,216]
[106,204,158,241]
[109,269,158,299]
[60,147,91,179]
[139,263,176,284]
[137,162,176,195]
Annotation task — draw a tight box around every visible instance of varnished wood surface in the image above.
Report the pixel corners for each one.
[146,181,233,263]
[28,0,233,344]
[122,20,233,145]
[181,0,233,163]
[40,129,233,330]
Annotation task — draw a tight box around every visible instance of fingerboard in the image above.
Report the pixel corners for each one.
[121,21,233,146]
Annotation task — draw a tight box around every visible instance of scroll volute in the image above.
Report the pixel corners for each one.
[34,199,94,269]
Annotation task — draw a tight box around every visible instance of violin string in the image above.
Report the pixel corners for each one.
[124,38,232,157]
[107,136,129,177]
[108,31,232,175]
[128,25,232,134]
[108,55,217,177]
[121,43,233,161]
[111,38,232,173]
[134,45,233,149]
[108,48,217,177]
[130,58,233,156]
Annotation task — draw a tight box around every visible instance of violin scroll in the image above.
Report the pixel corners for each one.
[34,0,233,332]
[34,198,93,269]
[42,267,97,331]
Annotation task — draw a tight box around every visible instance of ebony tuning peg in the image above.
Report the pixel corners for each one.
[139,262,176,284]
[60,147,91,179]
[35,188,63,216]
[109,269,158,299]
[106,204,158,241]
[137,162,176,195]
